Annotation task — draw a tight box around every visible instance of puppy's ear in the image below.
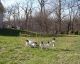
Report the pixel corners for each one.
[53,38,55,40]
[26,40,29,42]
[34,42,37,44]
[41,41,43,44]
[48,41,49,43]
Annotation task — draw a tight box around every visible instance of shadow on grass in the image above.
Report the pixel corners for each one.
[50,48,75,52]
[55,34,79,37]
[28,47,75,52]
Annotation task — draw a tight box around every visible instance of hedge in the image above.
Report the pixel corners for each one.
[0,28,21,36]
[0,28,54,37]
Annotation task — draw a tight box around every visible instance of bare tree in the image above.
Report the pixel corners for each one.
[6,7,13,28]
[20,1,29,29]
[55,0,62,33]
[38,0,46,13]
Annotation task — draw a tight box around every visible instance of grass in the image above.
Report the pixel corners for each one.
[0,35,80,64]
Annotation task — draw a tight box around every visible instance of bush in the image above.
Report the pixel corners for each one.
[0,29,55,37]
[75,31,79,35]
[71,31,74,34]
[0,28,21,36]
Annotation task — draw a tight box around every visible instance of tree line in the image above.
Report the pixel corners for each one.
[3,0,80,35]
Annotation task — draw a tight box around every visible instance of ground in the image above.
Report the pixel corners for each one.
[0,35,80,64]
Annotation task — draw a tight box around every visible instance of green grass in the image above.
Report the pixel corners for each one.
[0,35,80,64]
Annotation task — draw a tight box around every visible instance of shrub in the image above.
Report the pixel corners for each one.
[0,28,21,36]
[75,31,79,35]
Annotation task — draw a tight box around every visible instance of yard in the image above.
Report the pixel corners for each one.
[0,35,80,64]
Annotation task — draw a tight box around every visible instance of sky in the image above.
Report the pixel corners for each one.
[1,0,80,8]
[1,0,39,21]
[2,0,25,8]
[1,0,80,19]
[1,0,69,16]
[2,0,49,8]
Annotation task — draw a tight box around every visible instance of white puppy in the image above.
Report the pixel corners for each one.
[39,41,50,49]
[25,40,37,48]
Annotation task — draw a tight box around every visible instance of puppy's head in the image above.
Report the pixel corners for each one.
[26,40,29,42]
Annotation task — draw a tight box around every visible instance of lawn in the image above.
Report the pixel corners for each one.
[0,35,80,64]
